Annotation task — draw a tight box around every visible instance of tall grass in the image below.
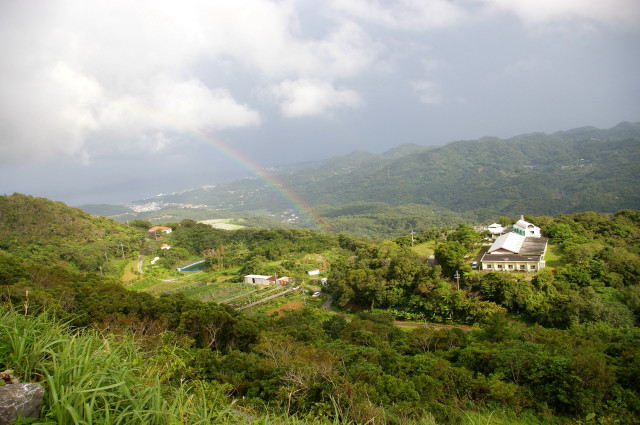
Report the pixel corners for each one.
[5,308,531,425]
[0,308,349,425]
[0,309,229,424]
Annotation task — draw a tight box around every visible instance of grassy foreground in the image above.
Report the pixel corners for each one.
[0,308,336,425]
[0,308,558,425]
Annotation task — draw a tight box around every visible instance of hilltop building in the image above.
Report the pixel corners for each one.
[480,217,547,272]
[512,218,541,237]
[487,223,505,236]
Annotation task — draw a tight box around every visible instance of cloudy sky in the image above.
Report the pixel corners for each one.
[1,0,639,205]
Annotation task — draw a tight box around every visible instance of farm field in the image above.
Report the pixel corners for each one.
[127,265,315,312]
[410,241,435,258]
[199,218,246,230]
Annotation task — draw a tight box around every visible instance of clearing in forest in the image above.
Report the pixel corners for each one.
[199,219,245,230]
[267,301,305,317]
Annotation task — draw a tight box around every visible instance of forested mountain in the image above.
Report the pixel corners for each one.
[292,122,640,216]
[94,122,640,238]
[0,193,147,273]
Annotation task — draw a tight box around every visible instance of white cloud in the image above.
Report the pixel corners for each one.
[0,0,376,164]
[0,61,102,163]
[331,0,640,31]
[329,0,468,30]
[100,77,260,134]
[421,59,447,72]
[412,81,443,105]
[271,79,362,117]
[1,0,634,169]
[0,59,261,163]
[483,0,640,29]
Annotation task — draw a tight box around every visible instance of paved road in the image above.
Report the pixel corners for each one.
[321,294,333,311]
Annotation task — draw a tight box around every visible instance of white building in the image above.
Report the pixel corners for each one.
[480,217,547,272]
[244,275,291,285]
[487,223,505,235]
[244,275,271,285]
[512,217,541,238]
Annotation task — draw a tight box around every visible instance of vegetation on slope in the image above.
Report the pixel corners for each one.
[288,122,640,218]
[1,195,640,424]
[110,122,640,238]
[0,194,148,274]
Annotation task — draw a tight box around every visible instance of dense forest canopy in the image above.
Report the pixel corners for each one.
[1,194,639,424]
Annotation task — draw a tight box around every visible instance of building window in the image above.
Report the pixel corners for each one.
[520,265,526,270]
[486,264,492,269]
[497,264,503,269]
[508,264,514,269]
[530,265,536,270]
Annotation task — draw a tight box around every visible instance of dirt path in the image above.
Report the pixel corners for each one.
[137,255,144,274]
[236,287,297,310]
[392,321,475,332]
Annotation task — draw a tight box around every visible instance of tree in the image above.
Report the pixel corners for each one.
[177,304,236,350]
[0,251,29,285]
[434,241,469,278]
[448,224,481,251]
[498,216,516,227]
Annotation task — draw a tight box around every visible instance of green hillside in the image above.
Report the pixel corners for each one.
[0,193,147,273]
[112,122,640,238]
[288,122,640,217]
[2,195,640,424]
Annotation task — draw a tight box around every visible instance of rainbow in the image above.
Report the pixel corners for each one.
[184,130,326,230]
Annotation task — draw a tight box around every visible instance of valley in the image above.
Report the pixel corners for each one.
[80,122,640,239]
[2,193,639,424]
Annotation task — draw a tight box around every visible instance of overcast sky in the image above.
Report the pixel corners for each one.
[1,0,639,205]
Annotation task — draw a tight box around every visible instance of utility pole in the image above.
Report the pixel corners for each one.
[410,229,415,246]
[454,270,460,290]
[120,243,125,259]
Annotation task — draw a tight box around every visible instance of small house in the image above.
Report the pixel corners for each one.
[275,276,290,286]
[149,226,172,234]
[307,269,320,276]
[148,226,172,239]
[244,275,272,285]
[487,223,504,235]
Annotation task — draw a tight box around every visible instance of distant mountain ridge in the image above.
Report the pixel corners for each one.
[289,121,640,216]
[79,122,640,237]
